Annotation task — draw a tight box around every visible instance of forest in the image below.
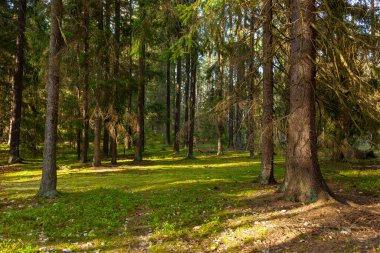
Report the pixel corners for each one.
[0,0,380,252]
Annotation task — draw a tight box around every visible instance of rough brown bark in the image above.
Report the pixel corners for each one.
[187,47,197,159]
[173,57,182,153]
[8,0,27,164]
[39,0,63,198]
[260,0,276,185]
[283,0,331,202]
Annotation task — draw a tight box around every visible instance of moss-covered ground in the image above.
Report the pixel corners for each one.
[0,144,379,252]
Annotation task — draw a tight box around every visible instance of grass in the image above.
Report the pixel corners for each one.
[0,144,379,252]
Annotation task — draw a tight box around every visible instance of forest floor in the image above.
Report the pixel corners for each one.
[0,144,379,253]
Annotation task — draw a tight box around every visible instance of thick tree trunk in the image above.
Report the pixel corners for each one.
[184,54,190,148]
[260,0,276,185]
[39,0,63,198]
[166,58,171,146]
[173,57,182,153]
[283,0,331,202]
[187,48,197,159]
[81,1,90,163]
[8,0,26,164]
[135,43,145,162]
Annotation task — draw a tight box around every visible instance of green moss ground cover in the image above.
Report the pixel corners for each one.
[0,144,379,252]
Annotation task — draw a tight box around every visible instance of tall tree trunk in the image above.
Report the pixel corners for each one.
[81,0,90,163]
[370,0,377,79]
[228,60,234,148]
[126,1,133,150]
[166,57,171,145]
[173,57,182,153]
[39,0,63,198]
[234,10,244,150]
[111,0,121,165]
[184,54,190,148]
[235,60,244,150]
[187,47,198,159]
[8,0,26,164]
[187,47,197,159]
[283,0,331,202]
[93,0,103,167]
[103,0,111,157]
[247,6,255,158]
[135,43,145,162]
[216,52,223,156]
[260,0,276,184]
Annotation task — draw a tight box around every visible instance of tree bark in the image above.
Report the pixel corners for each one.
[77,127,81,160]
[166,57,171,146]
[173,57,182,153]
[260,0,276,185]
[283,0,331,202]
[126,1,133,150]
[135,43,145,162]
[228,60,234,149]
[246,7,255,158]
[216,52,223,156]
[81,0,90,163]
[39,0,63,198]
[184,54,190,148]
[127,95,133,150]
[93,113,101,166]
[187,47,197,159]
[93,0,103,167]
[8,0,27,164]
[103,121,109,156]
[111,0,121,165]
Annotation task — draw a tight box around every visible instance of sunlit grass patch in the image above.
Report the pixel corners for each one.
[0,144,379,252]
